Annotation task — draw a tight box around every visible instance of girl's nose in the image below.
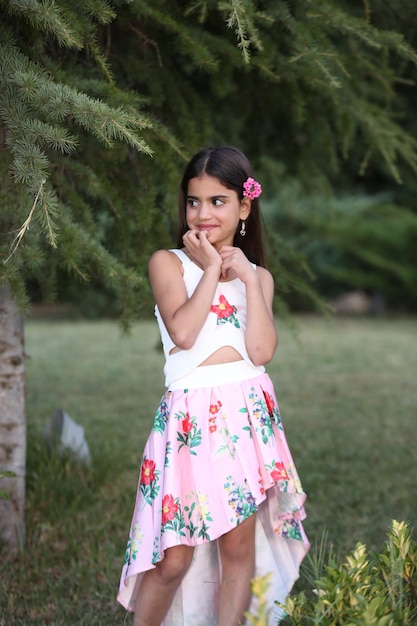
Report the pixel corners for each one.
[198,202,211,219]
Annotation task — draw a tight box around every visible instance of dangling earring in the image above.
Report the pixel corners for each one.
[240,220,246,237]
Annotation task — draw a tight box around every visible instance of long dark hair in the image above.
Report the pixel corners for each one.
[176,145,267,267]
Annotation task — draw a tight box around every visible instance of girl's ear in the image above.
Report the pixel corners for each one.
[240,196,251,220]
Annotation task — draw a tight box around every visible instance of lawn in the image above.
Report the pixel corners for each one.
[1,315,416,625]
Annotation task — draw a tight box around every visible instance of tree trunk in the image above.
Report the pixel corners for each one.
[0,284,26,549]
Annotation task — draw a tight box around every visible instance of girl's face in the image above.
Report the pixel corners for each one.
[186,174,250,250]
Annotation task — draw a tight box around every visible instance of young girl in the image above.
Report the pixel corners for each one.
[117,146,309,626]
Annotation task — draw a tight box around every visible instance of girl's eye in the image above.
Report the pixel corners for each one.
[213,198,224,206]
[187,198,199,207]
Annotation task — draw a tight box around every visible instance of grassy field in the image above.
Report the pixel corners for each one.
[1,315,416,625]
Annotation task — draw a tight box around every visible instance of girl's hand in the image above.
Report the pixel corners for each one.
[218,245,255,282]
[182,229,222,272]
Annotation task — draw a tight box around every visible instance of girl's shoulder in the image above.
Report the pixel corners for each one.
[148,249,184,277]
[256,265,274,283]
[149,248,183,264]
[255,265,275,300]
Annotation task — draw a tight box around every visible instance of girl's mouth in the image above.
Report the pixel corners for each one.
[198,225,217,231]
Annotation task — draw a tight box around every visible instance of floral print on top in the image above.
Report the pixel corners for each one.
[210,294,240,328]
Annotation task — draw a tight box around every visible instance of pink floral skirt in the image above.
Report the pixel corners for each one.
[117,362,309,625]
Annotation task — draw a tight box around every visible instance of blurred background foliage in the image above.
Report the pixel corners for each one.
[1,0,417,320]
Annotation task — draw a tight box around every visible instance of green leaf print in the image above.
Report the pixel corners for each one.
[217,313,240,329]
[224,476,258,524]
[281,519,303,541]
[164,441,172,468]
[184,491,213,541]
[198,522,211,541]
[151,536,161,564]
[124,523,142,566]
[153,396,169,433]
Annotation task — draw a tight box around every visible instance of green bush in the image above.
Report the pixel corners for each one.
[282,520,417,625]
[248,520,417,625]
[262,178,417,311]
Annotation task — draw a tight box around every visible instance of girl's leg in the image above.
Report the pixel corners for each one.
[133,544,194,626]
[218,514,256,626]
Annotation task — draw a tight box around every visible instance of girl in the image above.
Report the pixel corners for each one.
[117,146,309,626]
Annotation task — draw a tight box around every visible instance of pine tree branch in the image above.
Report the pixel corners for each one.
[4,178,46,263]
[224,0,252,64]
[5,0,83,49]
[220,0,263,64]
[131,2,219,68]
[82,0,116,25]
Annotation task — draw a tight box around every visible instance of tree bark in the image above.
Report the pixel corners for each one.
[0,284,26,549]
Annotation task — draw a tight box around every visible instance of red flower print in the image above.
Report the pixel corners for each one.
[211,295,234,319]
[263,391,275,417]
[208,403,220,434]
[140,459,156,486]
[258,469,265,495]
[271,462,289,483]
[162,494,178,524]
[182,414,193,434]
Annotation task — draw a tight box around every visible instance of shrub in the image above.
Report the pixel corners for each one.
[248,520,417,625]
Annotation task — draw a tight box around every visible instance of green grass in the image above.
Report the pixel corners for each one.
[1,315,416,624]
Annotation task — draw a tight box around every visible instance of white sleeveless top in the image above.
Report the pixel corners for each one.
[154,249,265,388]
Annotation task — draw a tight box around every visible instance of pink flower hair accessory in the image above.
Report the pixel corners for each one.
[243,177,262,200]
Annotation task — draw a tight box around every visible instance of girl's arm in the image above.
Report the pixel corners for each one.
[219,246,277,365]
[148,232,221,350]
[244,266,277,365]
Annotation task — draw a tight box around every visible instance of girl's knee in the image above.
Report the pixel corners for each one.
[219,514,257,563]
[155,545,194,584]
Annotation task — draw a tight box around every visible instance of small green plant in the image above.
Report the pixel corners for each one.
[245,573,274,625]
[280,520,417,625]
